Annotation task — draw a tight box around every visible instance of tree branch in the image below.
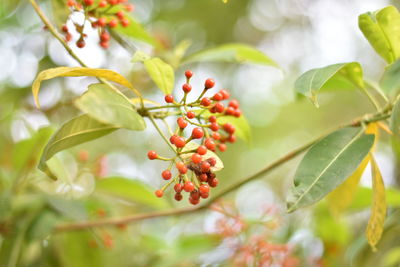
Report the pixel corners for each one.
[54,110,391,232]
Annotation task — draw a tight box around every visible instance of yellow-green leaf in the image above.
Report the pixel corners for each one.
[143,58,175,95]
[32,67,136,108]
[366,156,387,251]
[358,6,400,64]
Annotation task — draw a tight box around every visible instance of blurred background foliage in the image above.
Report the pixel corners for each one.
[1,0,400,266]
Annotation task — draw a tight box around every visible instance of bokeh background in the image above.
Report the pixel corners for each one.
[1,0,400,266]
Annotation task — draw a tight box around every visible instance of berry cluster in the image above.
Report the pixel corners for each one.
[62,0,134,48]
[147,70,242,205]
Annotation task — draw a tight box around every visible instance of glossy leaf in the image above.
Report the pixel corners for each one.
[359,6,400,64]
[366,156,387,250]
[39,114,119,179]
[75,84,146,131]
[143,57,175,95]
[32,67,135,108]
[114,15,162,49]
[182,43,277,67]
[287,127,375,212]
[95,177,168,209]
[381,60,400,97]
[295,62,364,107]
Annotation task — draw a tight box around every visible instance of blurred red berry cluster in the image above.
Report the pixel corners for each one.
[62,0,134,48]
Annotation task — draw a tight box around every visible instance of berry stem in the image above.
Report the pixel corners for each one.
[148,113,176,153]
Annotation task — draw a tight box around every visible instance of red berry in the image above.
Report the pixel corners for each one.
[174,183,183,193]
[218,143,227,152]
[213,92,223,101]
[182,83,192,93]
[223,123,235,134]
[199,173,208,182]
[176,162,188,174]
[155,190,163,198]
[192,127,204,139]
[183,181,195,192]
[177,117,188,129]
[209,178,219,187]
[116,11,124,19]
[125,3,134,11]
[121,18,130,27]
[67,0,75,7]
[76,39,86,48]
[174,136,186,148]
[209,106,217,113]
[190,190,200,200]
[225,106,235,116]
[65,33,72,42]
[207,157,217,166]
[100,41,109,49]
[200,192,209,199]
[187,111,195,119]
[84,0,94,5]
[204,138,216,150]
[229,99,239,109]
[62,24,68,33]
[201,97,211,106]
[199,184,210,194]
[234,109,242,118]
[212,132,221,140]
[165,94,174,103]
[200,161,211,172]
[175,193,183,201]
[197,145,207,155]
[214,102,225,113]
[98,0,107,7]
[147,150,157,160]
[220,89,230,100]
[98,18,107,27]
[108,19,118,28]
[204,78,215,89]
[162,170,172,180]
[209,122,219,132]
[100,32,110,42]
[108,0,118,4]
[191,153,202,164]
[170,135,178,144]
[228,135,236,143]
[185,70,193,79]
[189,197,200,205]
[209,116,217,123]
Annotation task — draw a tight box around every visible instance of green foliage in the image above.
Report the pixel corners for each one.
[295,62,364,107]
[182,43,278,66]
[359,6,400,64]
[381,60,400,97]
[287,127,375,212]
[75,84,146,131]
[39,115,118,179]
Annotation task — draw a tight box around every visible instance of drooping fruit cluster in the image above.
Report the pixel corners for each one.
[62,0,134,49]
[147,70,242,205]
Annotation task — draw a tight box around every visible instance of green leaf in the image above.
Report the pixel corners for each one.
[143,57,175,95]
[358,6,400,64]
[75,84,146,131]
[113,15,162,49]
[39,114,119,179]
[32,67,137,108]
[295,62,364,107]
[175,234,220,258]
[349,187,400,210]
[391,97,400,138]
[182,43,278,67]
[287,127,375,212]
[217,115,251,144]
[47,196,88,220]
[27,211,59,241]
[366,156,387,250]
[381,60,400,97]
[95,177,168,209]
[0,0,20,19]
